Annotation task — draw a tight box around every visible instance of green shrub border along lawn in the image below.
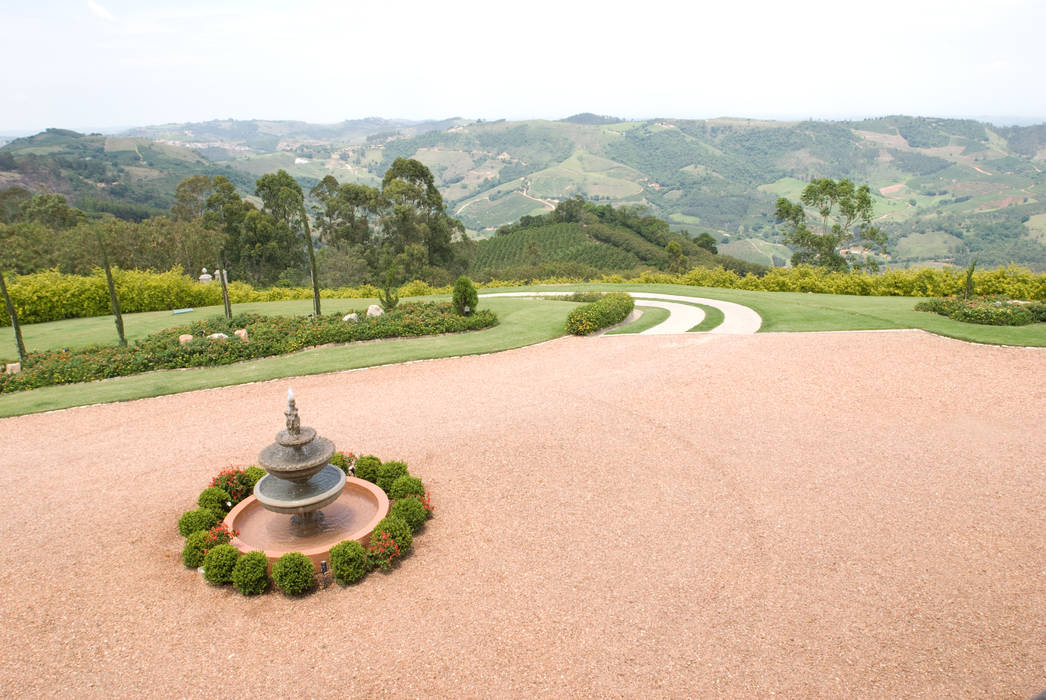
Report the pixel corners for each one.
[0,302,496,394]
[565,293,634,335]
[2,284,1044,418]
[180,454,434,597]
[914,296,1046,326]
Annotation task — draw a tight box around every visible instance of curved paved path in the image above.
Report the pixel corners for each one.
[479,291,762,334]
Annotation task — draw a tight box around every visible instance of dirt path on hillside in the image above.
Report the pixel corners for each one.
[0,332,1044,698]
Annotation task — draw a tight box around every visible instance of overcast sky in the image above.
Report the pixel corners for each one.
[3,0,1045,134]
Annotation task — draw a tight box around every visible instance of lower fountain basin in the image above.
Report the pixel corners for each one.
[226,477,390,571]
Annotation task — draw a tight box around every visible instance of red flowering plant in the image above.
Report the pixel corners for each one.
[210,467,254,506]
[202,522,239,554]
[366,530,400,570]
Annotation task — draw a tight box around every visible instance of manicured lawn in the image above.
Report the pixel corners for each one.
[0,297,577,418]
[606,306,670,334]
[2,282,1043,417]
[688,304,725,333]
[483,283,1046,346]
[0,297,393,359]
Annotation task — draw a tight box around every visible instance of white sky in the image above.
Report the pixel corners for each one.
[2,0,1045,133]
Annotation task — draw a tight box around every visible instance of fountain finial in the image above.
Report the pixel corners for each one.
[285,388,300,436]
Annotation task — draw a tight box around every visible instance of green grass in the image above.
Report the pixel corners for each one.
[606,306,669,334]
[609,283,1046,345]
[1,298,395,358]
[688,304,725,332]
[0,298,577,418]
[482,283,1046,346]
[3,282,1043,417]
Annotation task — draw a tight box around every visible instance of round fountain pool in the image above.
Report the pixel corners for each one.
[226,477,389,570]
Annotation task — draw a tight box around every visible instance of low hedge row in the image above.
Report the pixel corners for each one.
[565,292,635,335]
[0,302,497,393]
[178,454,434,596]
[0,268,452,326]
[5,264,1044,329]
[914,296,1046,326]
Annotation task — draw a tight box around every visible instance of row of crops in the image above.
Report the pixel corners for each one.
[471,223,643,272]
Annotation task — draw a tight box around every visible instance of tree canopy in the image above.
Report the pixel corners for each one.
[774,178,887,271]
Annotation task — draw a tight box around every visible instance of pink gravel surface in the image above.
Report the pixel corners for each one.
[0,330,1044,698]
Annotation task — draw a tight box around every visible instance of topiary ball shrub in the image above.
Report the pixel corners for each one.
[178,508,218,537]
[452,276,479,316]
[272,552,315,596]
[354,455,381,483]
[388,475,425,500]
[390,497,427,533]
[197,486,231,517]
[376,461,410,494]
[202,544,240,585]
[373,514,413,553]
[329,540,369,585]
[243,465,266,490]
[231,551,270,596]
[182,530,209,568]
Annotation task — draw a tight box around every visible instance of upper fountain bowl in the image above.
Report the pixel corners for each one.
[258,429,334,482]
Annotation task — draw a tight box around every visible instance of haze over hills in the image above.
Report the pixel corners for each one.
[2,114,1046,271]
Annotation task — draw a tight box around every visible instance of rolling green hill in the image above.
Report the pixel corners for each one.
[4,115,1046,271]
[0,128,252,219]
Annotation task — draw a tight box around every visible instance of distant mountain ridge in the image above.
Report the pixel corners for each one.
[2,115,1046,271]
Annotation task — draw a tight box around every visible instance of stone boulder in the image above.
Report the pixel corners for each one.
[5,362,20,375]
[178,334,193,345]
[342,312,359,322]
[234,328,249,342]
[366,305,384,318]
[207,332,229,341]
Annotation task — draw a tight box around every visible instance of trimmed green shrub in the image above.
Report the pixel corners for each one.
[231,551,270,596]
[329,540,369,585]
[565,292,634,335]
[373,514,413,553]
[915,296,1041,326]
[389,475,425,500]
[202,544,240,585]
[376,461,410,494]
[272,552,315,596]
[390,497,427,532]
[563,291,605,302]
[354,455,381,483]
[182,530,209,568]
[178,508,218,537]
[452,276,479,316]
[243,466,266,489]
[197,487,232,516]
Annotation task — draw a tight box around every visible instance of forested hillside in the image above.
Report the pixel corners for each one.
[3,115,1046,270]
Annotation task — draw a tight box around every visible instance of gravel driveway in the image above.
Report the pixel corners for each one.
[0,331,1043,698]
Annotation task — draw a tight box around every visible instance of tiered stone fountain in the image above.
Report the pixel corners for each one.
[226,389,389,571]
